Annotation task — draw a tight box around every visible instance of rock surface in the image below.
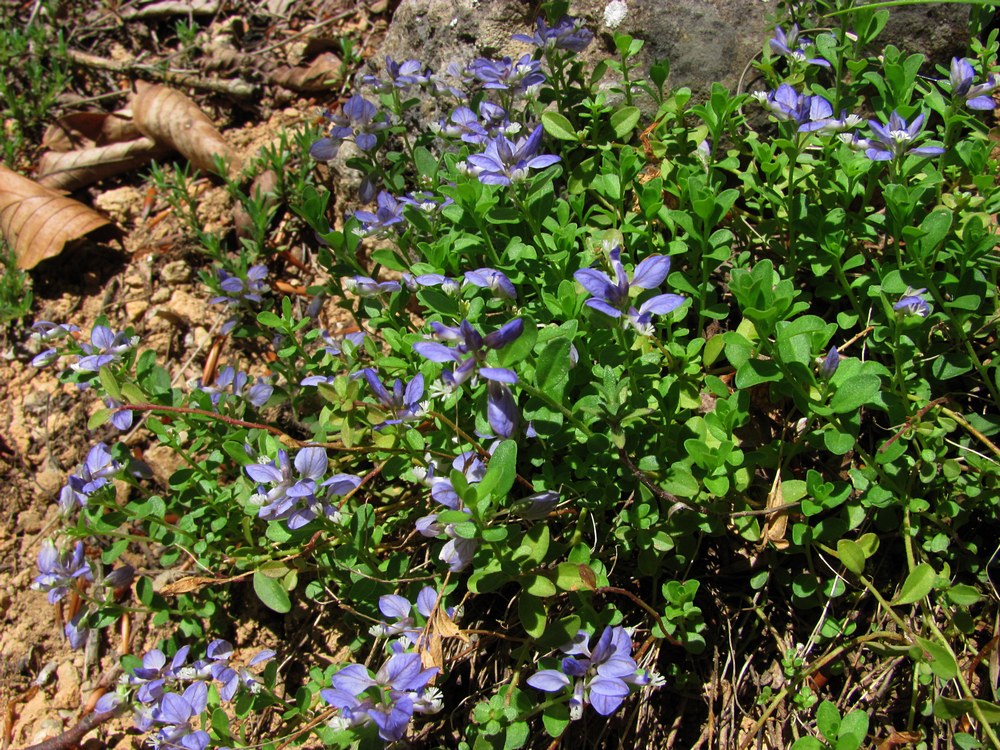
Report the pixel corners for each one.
[374,0,971,97]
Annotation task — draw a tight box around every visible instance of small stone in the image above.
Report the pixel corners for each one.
[17,507,44,533]
[125,300,149,323]
[150,287,171,304]
[54,663,81,709]
[33,466,64,499]
[160,260,192,285]
[143,444,185,485]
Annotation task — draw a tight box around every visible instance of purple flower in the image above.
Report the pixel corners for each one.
[199,366,273,408]
[33,539,92,604]
[752,85,854,133]
[464,268,516,299]
[574,246,685,335]
[863,111,945,162]
[211,647,275,701]
[322,652,441,742]
[398,191,454,214]
[364,56,431,92]
[353,191,406,237]
[310,95,388,159]
[468,54,545,92]
[209,265,268,335]
[513,16,594,53]
[465,125,560,186]
[820,346,840,379]
[893,289,932,317]
[487,380,518,438]
[373,587,454,646]
[321,330,366,357]
[65,612,88,649]
[150,682,210,750]
[73,325,137,372]
[403,272,462,295]
[60,442,122,512]
[768,24,830,68]
[29,321,79,367]
[948,58,998,110]
[359,369,425,426]
[413,318,523,389]
[527,626,655,720]
[344,275,402,297]
[245,447,358,529]
[105,396,134,431]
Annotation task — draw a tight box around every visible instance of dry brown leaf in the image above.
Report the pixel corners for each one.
[132,81,242,178]
[37,137,170,192]
[43,110,140,152]
[763,471,790,549]
[158,575,220,596]
[0,165,117,270]
[121,0,219,19]
[269,52,343,93]
[876,730,921,749]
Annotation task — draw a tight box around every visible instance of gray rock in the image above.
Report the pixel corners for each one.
[374,0,971,98]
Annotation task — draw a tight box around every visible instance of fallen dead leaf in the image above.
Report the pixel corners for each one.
[763,470,790,550]
[269,52,343,92]
[37,137,170,192]
[876,730,922,749]
[0,165,118,270]
[42,110,140,152]
[132,81,243,178]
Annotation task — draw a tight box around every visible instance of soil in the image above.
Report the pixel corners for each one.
[0,3,389,747]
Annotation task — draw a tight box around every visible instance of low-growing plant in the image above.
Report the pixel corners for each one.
[23,1,1000,748]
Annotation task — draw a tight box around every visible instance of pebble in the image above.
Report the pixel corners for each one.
[160,260,192,285]
[125,300,149,323]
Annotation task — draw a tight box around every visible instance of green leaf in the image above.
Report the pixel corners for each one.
[790,739,825,750]
[477,440,517,503]
[541,703,570,738]
[829,375,881,413]
[610,106,641,139]
[522,574,557,598]
[98,366,122,400]
[553,563,596,591]
[534,336,573,402]
[87,408,113,430]
[894,562,935,605]
[253,570,291,613]
[256,311,284,329]
[934,697,1000,723]
[836,710,869,750]
[915,636,958,680]
[837,539,866,575]
[541,111,579,141]
[947,584,982,607]
[816,700,841,742]
[518,594,547,638]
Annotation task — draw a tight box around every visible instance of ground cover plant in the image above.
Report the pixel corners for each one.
[13,0,1000,748]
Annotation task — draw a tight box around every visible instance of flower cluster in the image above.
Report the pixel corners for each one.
[768,24,830,68]
[322,650,441,742]
[210,265,269,334]
[199,365,273,408]
[310,94,389,160]
[575,246,684,335]
[527,626,658,719]
[32,539,92,603]
[96,641,274,750]
[245,447,361,529]
[513,15,594,53]
[59,442,122,513]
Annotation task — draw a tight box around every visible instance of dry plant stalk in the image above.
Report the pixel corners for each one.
[0,165,117,270]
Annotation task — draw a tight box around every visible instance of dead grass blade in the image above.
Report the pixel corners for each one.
[0,165,117,270]
[132,81,243,178]
[42,110,141,152]
[37,137,170,192]
[762,470,790,549]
